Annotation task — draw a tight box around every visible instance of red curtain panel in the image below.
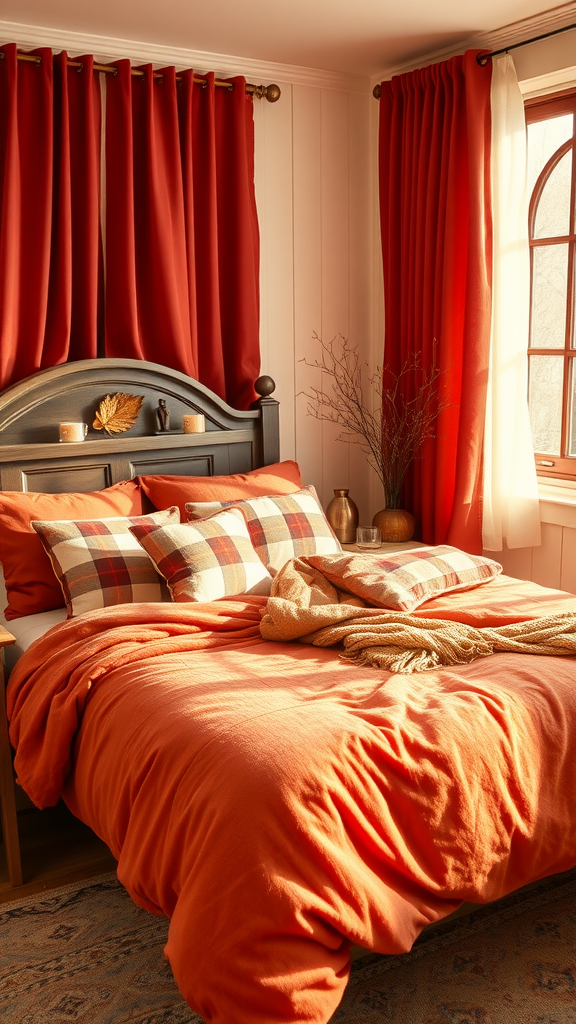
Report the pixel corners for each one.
[379,51,492,553]
[63,54,102,363]
[0,49,260,410]
[0,46,101,391]
[105,65,260,409]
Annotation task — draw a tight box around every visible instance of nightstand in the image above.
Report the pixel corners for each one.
[0,626,22,887]
[342,540,426,554]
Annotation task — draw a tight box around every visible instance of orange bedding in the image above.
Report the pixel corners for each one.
[7,574,576,1024]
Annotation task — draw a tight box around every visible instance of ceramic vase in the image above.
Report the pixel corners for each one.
[326,489,359,544]
[372,507,415,543]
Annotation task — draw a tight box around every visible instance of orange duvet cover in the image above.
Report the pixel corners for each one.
[7,574,576,1024]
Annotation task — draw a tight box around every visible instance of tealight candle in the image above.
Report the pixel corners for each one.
[59,422,88,443]
[183,413,206,434]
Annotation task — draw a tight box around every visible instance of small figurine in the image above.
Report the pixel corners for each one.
[156,399,170,432]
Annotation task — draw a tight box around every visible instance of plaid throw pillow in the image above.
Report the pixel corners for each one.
[31,507,180,618]
[304,546,503,612]
[129,507,272,603]
[185,485,341,573]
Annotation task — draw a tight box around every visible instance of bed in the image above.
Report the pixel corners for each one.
[0,356,281,884]
[2,359,576,1024]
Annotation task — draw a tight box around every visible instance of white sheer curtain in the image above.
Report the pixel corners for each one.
[482,54,541,552]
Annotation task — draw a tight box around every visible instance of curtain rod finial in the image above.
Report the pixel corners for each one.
[251,82,281,102]
[373,83,381,100]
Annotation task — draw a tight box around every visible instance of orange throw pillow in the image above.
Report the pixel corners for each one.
[139,461,303,517]
[0,480,143,620]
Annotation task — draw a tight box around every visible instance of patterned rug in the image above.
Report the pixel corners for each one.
[1,868,575,1023]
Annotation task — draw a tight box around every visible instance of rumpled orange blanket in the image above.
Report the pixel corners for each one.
[7,576,576,1024]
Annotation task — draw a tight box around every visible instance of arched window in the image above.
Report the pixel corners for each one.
[526,90,576,479]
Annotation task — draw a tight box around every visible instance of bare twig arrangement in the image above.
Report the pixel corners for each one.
[302,334,445,510]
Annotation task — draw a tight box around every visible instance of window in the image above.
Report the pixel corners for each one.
[526,90,576,480]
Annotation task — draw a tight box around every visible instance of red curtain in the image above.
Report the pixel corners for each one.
[105,65,260,409]
[378,51,492,553]
[0,49,260,410]
[0,45,101,391]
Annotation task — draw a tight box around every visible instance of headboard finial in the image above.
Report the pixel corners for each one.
[254,375,276,398]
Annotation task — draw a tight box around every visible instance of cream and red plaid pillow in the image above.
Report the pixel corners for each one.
[129,507,272,603]
[304,545,503,612]
[31,507,180,617]
[184,485,341,574]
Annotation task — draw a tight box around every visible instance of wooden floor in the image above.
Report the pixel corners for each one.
[0,801,117,903]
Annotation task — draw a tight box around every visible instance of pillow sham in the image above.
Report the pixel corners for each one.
[0,480,143,620]
[130,508,272,603]
[31,506,179,618]
[138,460,302,517]
[185,485,342,574]
[304,545,503,613]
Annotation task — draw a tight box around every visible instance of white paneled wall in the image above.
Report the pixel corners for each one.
[491,501,576,594]
[254,79,380,525]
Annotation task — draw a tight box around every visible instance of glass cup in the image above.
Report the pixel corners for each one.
[356,526,381,549]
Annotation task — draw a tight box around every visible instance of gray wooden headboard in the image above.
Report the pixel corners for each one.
[0,359,279,494]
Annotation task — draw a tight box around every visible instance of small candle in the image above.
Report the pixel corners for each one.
[59,422,88,443]
[183,413,206,434]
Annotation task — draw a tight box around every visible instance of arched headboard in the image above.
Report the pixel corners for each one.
[0,359,279,493]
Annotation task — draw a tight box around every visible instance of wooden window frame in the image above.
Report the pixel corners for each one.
[525,88,576,481]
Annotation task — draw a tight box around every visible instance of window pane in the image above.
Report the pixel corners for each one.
[533,149,572,238]
[530,244,568,348]
[529,355,564,455]
[527,114,573,197]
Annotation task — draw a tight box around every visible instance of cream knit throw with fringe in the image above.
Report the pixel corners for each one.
[260,558,576,673]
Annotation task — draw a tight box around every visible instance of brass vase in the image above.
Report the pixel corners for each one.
[372,507,415,543]
[326,489,359,544]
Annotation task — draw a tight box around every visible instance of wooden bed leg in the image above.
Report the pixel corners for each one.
[0,632,23,887]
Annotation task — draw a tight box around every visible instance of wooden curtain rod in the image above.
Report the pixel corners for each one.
[0,48,281,102]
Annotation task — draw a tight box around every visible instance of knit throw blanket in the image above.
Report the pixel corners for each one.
[260,558,576,673]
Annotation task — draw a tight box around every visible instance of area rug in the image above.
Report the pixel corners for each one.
[1,868,575,1023]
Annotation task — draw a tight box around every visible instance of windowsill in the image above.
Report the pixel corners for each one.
[538,478,576,528]
[539,477,576,500]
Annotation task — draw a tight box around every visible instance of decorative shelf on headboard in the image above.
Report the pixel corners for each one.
[0,359,279,494]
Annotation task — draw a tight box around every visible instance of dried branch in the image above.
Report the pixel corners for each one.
[301,334,446,509]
